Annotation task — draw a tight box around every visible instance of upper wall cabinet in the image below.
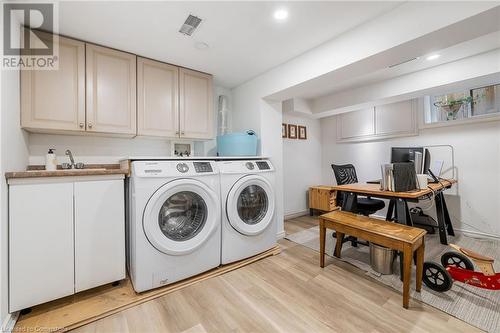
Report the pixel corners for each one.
[21,34,85,132]
[21,32,214,139]
[137,57,179,138]
[179,68,214,139]
[86,44,137,136]
[336,99,418,143]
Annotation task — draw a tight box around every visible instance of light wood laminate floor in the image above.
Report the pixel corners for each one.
[72,216,480,333]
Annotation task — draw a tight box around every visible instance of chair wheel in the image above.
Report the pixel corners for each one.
[441,251,474,270]
[423,261,453,292]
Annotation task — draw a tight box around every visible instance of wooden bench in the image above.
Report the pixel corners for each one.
[319,211,427,309]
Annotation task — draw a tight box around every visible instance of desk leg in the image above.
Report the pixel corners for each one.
[441,194,455,236]
[386,199,395,221]
[402,245,412,309]
[435,193,448,245]
[334,232,344,258]
[415,239,425,293]
[396,199,413,226]
[320,219,326,268]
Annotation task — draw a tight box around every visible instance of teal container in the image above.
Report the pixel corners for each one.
[217,130,258,156]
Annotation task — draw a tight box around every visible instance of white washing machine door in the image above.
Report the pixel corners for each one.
[226,175,275,236]
[143,179,220,255]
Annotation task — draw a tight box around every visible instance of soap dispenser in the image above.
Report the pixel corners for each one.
[45,148,57,171]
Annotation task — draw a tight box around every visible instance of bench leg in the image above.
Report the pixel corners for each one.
[402,245,412,309]
[320,219,326,268]
[334,232,344,258]
[415,240,425,292]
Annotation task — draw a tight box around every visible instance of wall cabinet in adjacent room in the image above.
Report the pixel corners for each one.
[336,99,418,142]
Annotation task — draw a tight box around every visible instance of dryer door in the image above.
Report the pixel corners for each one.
[143,179,220,255]
[226,175,275,236]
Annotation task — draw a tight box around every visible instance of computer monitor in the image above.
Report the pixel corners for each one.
[391,147,424,164]
[422,148,431,174]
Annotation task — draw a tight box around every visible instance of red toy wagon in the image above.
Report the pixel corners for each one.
[423,244,499,291]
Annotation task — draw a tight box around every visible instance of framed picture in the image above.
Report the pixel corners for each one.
[282,123,287,138]
[287,124,297,139]
[298,126,307,140]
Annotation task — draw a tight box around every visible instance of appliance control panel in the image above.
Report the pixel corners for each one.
[176,163,189,173]
[218,159,274,174]
[193,162,213,173]
[256,161,270,170]
[132,161,218,177]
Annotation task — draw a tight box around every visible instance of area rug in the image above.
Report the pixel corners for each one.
[286,226,500,333]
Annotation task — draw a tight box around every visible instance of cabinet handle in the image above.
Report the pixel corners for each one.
[79,122,84,128]
[88,123,93,129]
[181,131,185,135]
[175,131,179,135]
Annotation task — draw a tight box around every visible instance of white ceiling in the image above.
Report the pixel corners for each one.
[57,1,400,88]
[265,5,500,107]
[313,31,500,99]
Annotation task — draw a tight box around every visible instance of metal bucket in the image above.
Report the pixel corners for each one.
[370,243,395,275]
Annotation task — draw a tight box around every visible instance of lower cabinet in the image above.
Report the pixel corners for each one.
[8,177,125,312]
[74,180,125,292]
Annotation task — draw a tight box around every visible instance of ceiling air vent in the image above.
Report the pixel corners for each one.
[179,15,202,36]
[388,57,419,68]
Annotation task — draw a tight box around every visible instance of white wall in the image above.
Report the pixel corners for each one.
[321,116,500,238]
[232,81,285,238]
[282,114,322,217]
[0,12,30,322]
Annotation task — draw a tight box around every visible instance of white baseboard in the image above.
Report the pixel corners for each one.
[276,230,286,239]
[2,312,19,333]
[372,214,500,240]
[284,210,309,220]
[455,228,500,240]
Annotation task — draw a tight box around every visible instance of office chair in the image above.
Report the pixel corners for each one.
[331,164,386,247]
[331,164,385,215]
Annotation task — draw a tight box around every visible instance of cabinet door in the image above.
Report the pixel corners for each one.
[375,99,417,136]
[21,33,85,132]
[137,57,179,137]
[336,107,375,141]
[74,180,125,292]
[9,183,74,312]
[86,44,136,135]
[179,68,214,139]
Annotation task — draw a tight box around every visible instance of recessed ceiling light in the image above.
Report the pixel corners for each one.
[195,41,209,50]
[426,54,441,61]
[273,9,288,21]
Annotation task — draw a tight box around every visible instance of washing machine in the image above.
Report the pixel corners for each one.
[127,160,221,292]
[218,159,276,264]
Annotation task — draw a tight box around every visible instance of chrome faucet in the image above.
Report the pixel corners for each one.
[65,149,75,167]
[63,149,84,169]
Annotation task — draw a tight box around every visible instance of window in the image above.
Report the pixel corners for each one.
[425,83,500,124]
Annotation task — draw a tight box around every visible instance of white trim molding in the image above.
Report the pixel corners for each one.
[284,210,309,220]
[2,312,19,333]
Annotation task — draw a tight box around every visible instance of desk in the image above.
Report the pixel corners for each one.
[332,179,456,245]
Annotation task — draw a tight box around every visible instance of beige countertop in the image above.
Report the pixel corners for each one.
[5,164,129,179]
